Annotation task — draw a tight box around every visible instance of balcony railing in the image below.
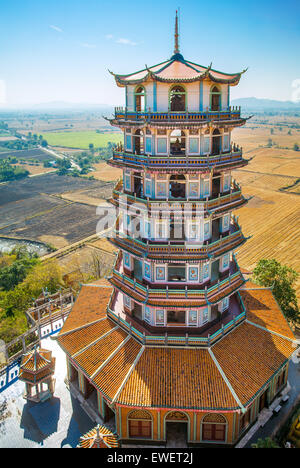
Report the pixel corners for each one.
[111,181,245,213]
[110,148,244,169]
[111,221,246,259]
[113,107,242,124]
[110,260,244,302]
[106,291,246,347]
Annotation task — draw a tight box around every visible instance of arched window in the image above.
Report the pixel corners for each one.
[134,86,146,112]
[170,129,186,155]
[201,414,227,442]
[211,128,221,156]
[210,86,222,111]
[128,410,152,439]
[169,85,186,111]
[133,129,144,154]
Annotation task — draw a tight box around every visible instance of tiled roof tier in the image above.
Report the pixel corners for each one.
[110,58,246,87]
[57,283,297,411]
[58,283,112,335]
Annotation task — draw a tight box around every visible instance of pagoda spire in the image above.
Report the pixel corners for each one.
[174,10,180,55]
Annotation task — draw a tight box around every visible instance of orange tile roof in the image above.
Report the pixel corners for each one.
[241,288,295,340]
[58,319,117,356]
[77,424,119,448]
[59,284,113,335]
[118,347,237,410]
[93,337,142,400]
[20,348,53,372]
[212,322,295,406]
[57,279,297,411]
[75,328,128,377]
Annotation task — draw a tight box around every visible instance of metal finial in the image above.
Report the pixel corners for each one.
[174,10,179,54]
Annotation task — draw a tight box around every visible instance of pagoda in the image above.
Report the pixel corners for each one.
[57,14,297,447]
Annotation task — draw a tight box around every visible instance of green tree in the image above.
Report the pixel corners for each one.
[253,259,299,325]
[293,143,299,151]
[0,247,39,291]
[251,437,280,448]
[56,157,71,175]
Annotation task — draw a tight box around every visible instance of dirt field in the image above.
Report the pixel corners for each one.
[232,117,300,299]
[15,163,55,176]
[0,173,115,248]
[0,148,52,161]
[90,161,122,181]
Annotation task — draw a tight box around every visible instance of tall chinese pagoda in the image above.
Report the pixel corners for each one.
[57,14,297,447]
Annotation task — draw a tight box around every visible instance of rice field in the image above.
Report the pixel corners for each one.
[41,131,122,149]
[232,121,300,300]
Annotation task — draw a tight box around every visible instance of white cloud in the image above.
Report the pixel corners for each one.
[116,38,138,46]
[50,25,63,33]
[105,34,114,40]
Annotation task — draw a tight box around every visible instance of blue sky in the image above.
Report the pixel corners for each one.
[0,0,299,107]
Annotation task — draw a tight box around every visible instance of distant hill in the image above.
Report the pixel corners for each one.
[231,97,300,111]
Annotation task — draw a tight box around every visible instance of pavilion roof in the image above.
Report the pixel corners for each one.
[77,424,119,448]
[56,282,297,412]
[20,347,53,373]
[110,57,247,87]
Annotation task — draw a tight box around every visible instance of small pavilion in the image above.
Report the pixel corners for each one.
[77,424,119,448]
[19,346,56,403]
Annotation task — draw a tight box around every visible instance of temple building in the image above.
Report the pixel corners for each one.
[57,14,297,446]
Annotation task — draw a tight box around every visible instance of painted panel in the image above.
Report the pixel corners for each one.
[144,306,151,324]
[223,134,229,152]
[223,174,231,192]
[189,182,199,198]
[145,137,152,153]
[144,261,151,280]
[188,266,199,282]
[189,138,199,153]
[202,263,210,282]
[126,135,132,151]
[155,265,166,281]
[203,137,210,154]
[157,138,167,154]
[188,310,198,326]
[222,214,230,232]
[155,310,165,326]
[124,252,131,269]
[156,181,167,198]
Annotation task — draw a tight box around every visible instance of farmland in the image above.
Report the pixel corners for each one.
[0,173,115,249]
[232,116,300,300]
[41,130,122,149]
